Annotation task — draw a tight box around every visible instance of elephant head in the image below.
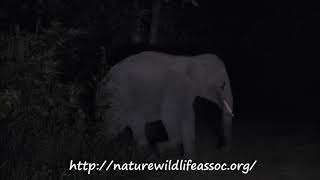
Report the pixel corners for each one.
[186,54,233,151]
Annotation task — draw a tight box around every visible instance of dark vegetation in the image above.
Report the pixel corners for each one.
[0,1,205,179]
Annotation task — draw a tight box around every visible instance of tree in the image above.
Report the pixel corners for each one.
[149,0,198,45]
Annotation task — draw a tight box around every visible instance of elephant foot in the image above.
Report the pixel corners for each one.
[183,153,198,161]
[157,140,183,158]
[217,143,232,152]
[183,147,198,161]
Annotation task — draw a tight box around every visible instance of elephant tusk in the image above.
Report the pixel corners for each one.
[223,99,234,117]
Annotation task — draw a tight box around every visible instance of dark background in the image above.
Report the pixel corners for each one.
[1,0,319,117]
[0,0,319,179]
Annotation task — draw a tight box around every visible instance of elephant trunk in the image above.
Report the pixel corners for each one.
[219,76,233,150]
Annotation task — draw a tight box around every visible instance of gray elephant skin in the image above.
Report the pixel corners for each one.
[96,51,233,159]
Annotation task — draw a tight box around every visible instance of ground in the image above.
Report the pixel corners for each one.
[119,113,320,180]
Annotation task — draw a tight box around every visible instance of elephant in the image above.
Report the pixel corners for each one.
[96,51,233,159]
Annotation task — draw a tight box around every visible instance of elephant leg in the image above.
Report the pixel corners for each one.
[125,110,148,147]
[155,117,184,158]
[158,71,187,156]
[158,96,182,155]
[181,103,196,159]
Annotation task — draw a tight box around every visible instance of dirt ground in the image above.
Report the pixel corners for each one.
[122,114,320,180]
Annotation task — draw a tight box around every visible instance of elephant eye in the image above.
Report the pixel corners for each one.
[220,80,226,90]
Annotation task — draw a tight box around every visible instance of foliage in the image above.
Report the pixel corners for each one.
[0,18,157,179]
[0,22,93,179]
[0,1,202,179]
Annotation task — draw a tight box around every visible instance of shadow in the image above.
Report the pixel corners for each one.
[193,96,222,160]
